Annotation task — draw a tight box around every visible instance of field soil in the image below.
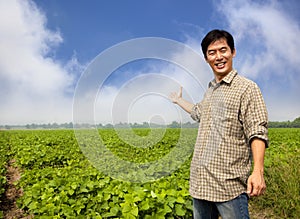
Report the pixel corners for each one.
[0,160,32,219]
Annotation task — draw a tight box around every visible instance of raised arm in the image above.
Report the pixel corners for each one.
[169,86,194,114]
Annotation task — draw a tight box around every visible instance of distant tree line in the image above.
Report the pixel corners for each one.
[0,121,198,130]
[1,117,299,130]
[268,116,300,128]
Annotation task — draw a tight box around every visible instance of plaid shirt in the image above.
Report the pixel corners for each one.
[189,69,268,202]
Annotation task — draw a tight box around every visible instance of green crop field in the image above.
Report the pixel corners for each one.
[0,128,299,218]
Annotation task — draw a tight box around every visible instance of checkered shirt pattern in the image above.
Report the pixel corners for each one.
[189,69,268,202]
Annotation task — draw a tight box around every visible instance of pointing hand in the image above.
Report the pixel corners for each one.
[169,86,183,104]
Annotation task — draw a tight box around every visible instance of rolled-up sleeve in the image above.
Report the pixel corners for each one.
[190,102,202,123]
[240,82,269,147]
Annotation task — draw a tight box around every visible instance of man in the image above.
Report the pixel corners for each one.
[169,29,268,218]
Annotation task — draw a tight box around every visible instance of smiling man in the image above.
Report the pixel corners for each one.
[169,29,269,219]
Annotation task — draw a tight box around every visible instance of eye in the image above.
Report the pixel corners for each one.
[220,48,227,53]
[208,51,215,56]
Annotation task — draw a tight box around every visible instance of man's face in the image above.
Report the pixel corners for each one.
[205,38,236,81]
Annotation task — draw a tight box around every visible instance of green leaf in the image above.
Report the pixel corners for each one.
[71,182,77,190]
[166,196,176,207]
[163,203,172,213]
[124,194,134,202]
[68,189,74,195]
[103,192,111,201]
[123,213,136,219]
[175,204,186,216]
[130,204,138,216]
[150,190,157,198]
[110,206,120,215]
[28,201,38,210]
[176,196,185,204]
[121,202,138,217]
[140,201,150,210]
[79,185,89,193]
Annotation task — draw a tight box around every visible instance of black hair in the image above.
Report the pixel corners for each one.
[201,29,235,59]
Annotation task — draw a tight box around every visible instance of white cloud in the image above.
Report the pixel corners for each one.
[0,0,76,125]
[217,0,300,121]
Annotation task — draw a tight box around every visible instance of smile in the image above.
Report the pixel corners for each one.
[215,62,226,68]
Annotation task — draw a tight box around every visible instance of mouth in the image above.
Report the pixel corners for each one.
[215,62,226,69]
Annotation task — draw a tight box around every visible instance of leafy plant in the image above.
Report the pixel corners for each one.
[1,128,299,218]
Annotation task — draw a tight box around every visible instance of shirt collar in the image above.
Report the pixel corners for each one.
[209,69,237,88]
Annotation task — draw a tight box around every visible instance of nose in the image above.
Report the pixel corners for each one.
[216,51,223,60]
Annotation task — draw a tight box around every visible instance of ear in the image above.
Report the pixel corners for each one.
[232,49,236,57]
[204,55,208,62]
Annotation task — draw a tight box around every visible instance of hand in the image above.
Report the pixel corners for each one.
[169,86,183,104]
[247,170,266,197]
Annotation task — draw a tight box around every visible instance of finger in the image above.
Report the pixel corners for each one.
[252,188,259,196]
[179,86,182,97]
[258,186,266,196]
[253,184,265,196]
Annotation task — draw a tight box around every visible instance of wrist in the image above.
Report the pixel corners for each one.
[175,97,183,104]
[252,168,264,175]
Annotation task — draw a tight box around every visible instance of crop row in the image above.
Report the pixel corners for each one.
[0,131,10,218]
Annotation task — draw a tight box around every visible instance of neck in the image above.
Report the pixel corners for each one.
[214,69,233,83]
[214,75,225,83]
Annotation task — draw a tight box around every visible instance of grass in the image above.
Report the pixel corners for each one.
[249,128,300,218]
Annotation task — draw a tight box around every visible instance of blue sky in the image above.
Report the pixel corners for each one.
[0,0,299,125]
[33,0,214,62]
